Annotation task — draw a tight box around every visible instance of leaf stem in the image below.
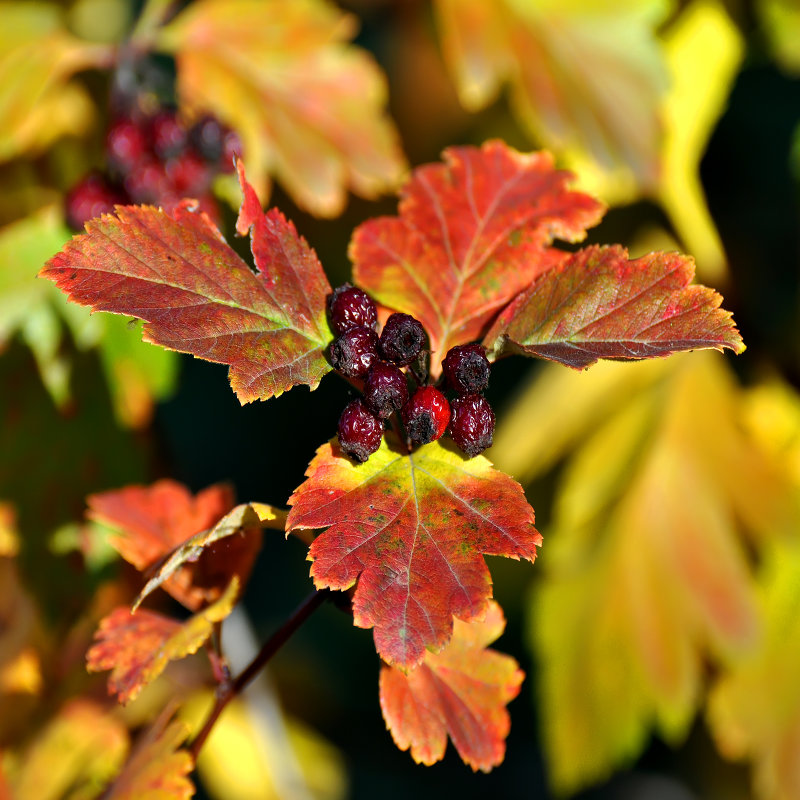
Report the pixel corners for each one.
[189,588,331,760]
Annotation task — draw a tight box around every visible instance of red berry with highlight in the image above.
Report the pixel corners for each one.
[338,399,383,462]
[449,394,495,457]
[328,284,378,334]
[379,313,426,366]
[65,173,127,230]
[401,386,450,445]
[106,118,148,175]
[329,326,379,378]
[363,361,409,419]
[442,343,490,394]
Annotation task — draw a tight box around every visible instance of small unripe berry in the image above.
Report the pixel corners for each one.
[363,361,409,419]
[329,326,379,378]
[442,343,490,394]
[380,313,426,366]
[401,386,450,445]
[338,399,383,462]
[328,284,378,334]
[448,394,495,456]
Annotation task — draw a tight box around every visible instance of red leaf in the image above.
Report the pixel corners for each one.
[286,437,541,667]
[485,244,744,367]
[380,601,523,772]
[40,167,333,403]
[87,578,239,705]
[87,480,260,612]
[351,140,604,374]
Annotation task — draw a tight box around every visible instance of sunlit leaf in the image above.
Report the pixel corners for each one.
[287,436,541,668]
[88,479,258,612]
[88,577,239,705]
[380,600,523,772]
[434,0,669,194]
[758,0,800,75]
[134,501,285,612]
[106,714,194,800]
[41,168,334,402]
[485,245,744,368]
[9,699,129,800]
[351,140,604,375]
[155,0,405,216]
[0,502,18,557]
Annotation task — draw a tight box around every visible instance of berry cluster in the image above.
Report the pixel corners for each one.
[328,285,495,462]
[65,109,242,231]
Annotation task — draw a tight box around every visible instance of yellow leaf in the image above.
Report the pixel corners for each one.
[0,502,18,557]
[659,0,745,285]
[157,0,405,217]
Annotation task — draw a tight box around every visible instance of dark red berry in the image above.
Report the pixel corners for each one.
[363,361,409,419]
[151,109,187,160]
[65,173,127,230]
[166,151,211,196]
[124,156,171,204]
[401,386,450,445]
[329,326,379,378]
[190,115,225,163]
[379,313,426,366]
[328,284,378,334]
[338,399,383,462]
[442,343,490,394]
[106,118,148,175]
[448,394,495,457]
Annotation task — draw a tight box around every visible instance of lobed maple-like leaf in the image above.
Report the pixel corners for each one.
[133,501,286,611]
[380,600,523,772]
[106,714,194,800]
[156,0,405,216]
[485,244,744,368]
[287,436,541,667]
[87,479,258,612]
[40,164,333,404]
[351,140,604,375]
[88,577,239,705]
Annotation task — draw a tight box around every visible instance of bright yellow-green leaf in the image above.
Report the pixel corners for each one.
[659,0,744,285]
[758,0,800,75]
[157,0,405,216]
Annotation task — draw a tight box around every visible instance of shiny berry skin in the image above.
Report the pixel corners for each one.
[448,394,495,457]
[442,343,490,394]
[106,118,148,175]
[151,110,187,160]
[65,173,127,230]
[379,313,426,366]
[363,361,409,419]
[338,399,383,462]
[329,326,379,378]
[328,284,378,334]
[401,386,450,445]
[190,115,226,163]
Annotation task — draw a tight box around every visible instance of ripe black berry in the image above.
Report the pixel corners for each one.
[442,343,490,394]
[65,173,127,230]
[379,313,426,366]
[190,115,226,163]
[328,284,378,335]
[329,326,379,378]
[363,361,409,419]
[338,399,383,462]
[448,394,495,456]
[401,386,450,445]
[151,109,187,160]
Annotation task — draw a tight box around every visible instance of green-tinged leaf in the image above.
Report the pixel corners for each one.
[485,244,744,368]
[287,436,541,668]
[88,577,239,705]
[525,353,796,794]
[134,502,285,611]
[88,480,260,612]
[351,140,604,375]
[106,715,194,800]
[435,0,669,195]
[758,0,800,75]
[156,0,405,216]
[40,167,334,402]
[380,600,523,772]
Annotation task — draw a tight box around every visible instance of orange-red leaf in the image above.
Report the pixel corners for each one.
[40,166,333,403]
[485,244,744,367]
[351,140,604,374]
[286,437,541,668]
[380,600,523,772]
[87,578,239,705]
[87,480,257,612]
